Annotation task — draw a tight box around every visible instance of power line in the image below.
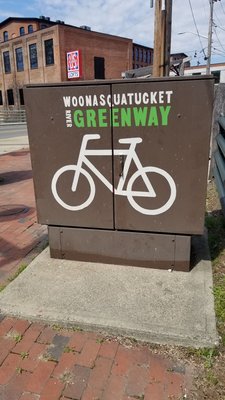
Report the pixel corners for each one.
[213,26,225,53]
[187,0,207,58]
[214,23,225,32]
[220,0,225,15]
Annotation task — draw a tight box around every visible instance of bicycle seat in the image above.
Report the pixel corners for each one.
[119,137,142,144]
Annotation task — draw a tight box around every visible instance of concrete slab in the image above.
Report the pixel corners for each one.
[0,235,218,348]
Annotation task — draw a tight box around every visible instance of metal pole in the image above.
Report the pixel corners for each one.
[206,0,213,75]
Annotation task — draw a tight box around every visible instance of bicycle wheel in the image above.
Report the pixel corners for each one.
[51,165,95,211]
[127,166,176,215]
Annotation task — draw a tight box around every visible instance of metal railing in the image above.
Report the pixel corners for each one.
[0,109,27,124]
[214,116,225,216]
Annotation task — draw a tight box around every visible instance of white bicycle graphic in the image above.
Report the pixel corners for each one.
[51,134,176,216]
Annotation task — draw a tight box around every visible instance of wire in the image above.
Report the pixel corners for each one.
[215,24,225,32]
[213,26,225,53]
[187,0,207,58]
[220,0,225,15]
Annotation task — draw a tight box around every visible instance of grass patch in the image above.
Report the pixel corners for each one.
[0,284,6,292]
[205,213,225,263]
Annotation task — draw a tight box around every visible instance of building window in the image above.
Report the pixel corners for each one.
[44,39,54,65]
[192,72,201,75]
[20,26,25,36]
[139,48,143,62]
[135,47,139,61]
[29,43,38,69]
[28,24,33,33]
[40,23,47,29]
[15,47,24,71]
[94,57,105,79]
[7,89,14,105]
[3,31,8,41]
[147,51,151,64]
[0,90,3,106]
[3,51,11,73]
[143,50,147,63]
[212,70,220,84]
[19,89,25,105]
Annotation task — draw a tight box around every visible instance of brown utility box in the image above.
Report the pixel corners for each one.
[24,76,214,271]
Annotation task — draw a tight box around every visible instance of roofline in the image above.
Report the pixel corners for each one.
[133,42,153,50]
[0,17,57,29]
[186,62,225,69]
[0,16,132,42]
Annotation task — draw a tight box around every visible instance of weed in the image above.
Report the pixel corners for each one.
[206,370,219,385]
[71,326,83,332]
[16,367,23,374]
[0,285,6,292]
[7,330,23,343]
[52,324,63,331]
[59,371,73,384]
[20,352,29,359]
[63,346,75,353]
[96,338,104,344]
[213,277,225,324]
[8,264,27,282]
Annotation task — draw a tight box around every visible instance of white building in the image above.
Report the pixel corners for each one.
[183,63,225,83]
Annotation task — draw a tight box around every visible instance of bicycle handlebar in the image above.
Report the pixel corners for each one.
[119,137,142,144]
[83,134,101,141]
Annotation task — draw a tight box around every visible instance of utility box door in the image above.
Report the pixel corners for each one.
[25,84,114,229]
[112,79,213,235]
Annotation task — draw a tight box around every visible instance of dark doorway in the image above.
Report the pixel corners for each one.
[94,57,105,79]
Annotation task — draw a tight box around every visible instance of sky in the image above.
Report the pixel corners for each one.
[0,0,225,66]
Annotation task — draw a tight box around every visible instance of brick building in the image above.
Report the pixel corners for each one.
[132,43,153,70]
[0,16,136,109]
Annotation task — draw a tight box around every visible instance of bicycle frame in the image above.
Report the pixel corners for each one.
[71,134,155,197]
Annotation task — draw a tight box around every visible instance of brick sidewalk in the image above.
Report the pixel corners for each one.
[0,317,192,400]
[0,150,47,285]
[0,150,194,399]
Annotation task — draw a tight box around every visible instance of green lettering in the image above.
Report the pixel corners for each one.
[98,108,107,127]
[133,107,147,126]
[86,109,97,127]
[121,107,131,127]
[160,106,171,126]
[111,108,119,127]
[73,110,84,128]
[148,107,159,126]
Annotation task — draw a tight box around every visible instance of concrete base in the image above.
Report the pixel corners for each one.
[0,234,218,348]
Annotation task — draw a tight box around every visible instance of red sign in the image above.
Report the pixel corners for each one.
[67,50,82,79]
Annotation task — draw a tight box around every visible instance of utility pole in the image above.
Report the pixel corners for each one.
[206,0,220,75]
[152,0,173,77]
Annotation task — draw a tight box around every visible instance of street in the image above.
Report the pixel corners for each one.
[0,123,29,154]
[0,123,27,138]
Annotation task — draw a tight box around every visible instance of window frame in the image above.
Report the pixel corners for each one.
[28,24,33,34]
[44,38,54,66]
[19,88,25,105]
[3,51,11,73]
[29,43,38,69]
[0,90,3,106]
[3,31,8,42]
[15,47,24,72]
[20,26,25,36]
[7,89,14,106]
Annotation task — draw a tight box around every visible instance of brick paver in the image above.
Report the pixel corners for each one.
[0,149,194,398]
[0,150,47,285]
[0,316,193,399]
